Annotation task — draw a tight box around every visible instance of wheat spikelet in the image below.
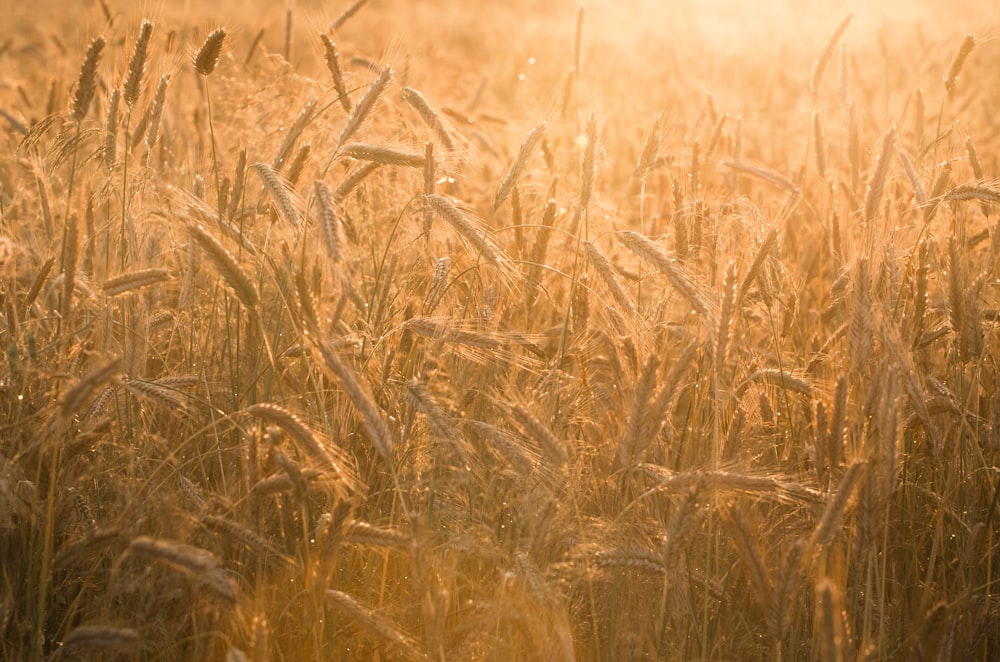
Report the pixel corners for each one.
[583,241,636,319]
[128,536,218,572]
[510,404,567,466]
[736,368,813,398]
[617,230,707,314]
[62,626,140,651]
[849,257,872,371]
[811,460,866,551]
[332,0,369,30]
[101,268,169,296]
[194,27,226,76]
[272,99,316,171]
[774,539,805,639]
[810,12,853,96]
[944,35,975,97]
[335,161,380,199]
[947,234,964,350]
[53,528,123,571]
[228,147,247,219]
[60,357,121,420]
[945,184,1000,204]
[245,402,356,486]
[965,135,984,180]
[813,112,826,179]
[636,109,665,178]
[723,160,799,193]
[863,128,895,224]
[405,379,459,444]
[910,239,929,346]
[592,548,665,575]
[71,36,105,122]
[144,74,169,160]
[579,113,598,213]
[122,377,187,412]
[645,465,824,505]
[285,144,310,186]
[527,198,557,303]
[402,316,502,349]
[186,223,259,309]
[923,161,952,223]
[203,514,285,558]
[402,86,454,151]
[101,88,120,169]
[618,354,659,467]
[123,20,153,107]
[714,260,737,379]
[313,180,342,262]
[468,419,537,476]
[321,35,352,113]
[21,255,54,318]
[338,65,392,147]
[343,520,411,549]
[426,194,506,267]
[253,162,300,227]
[326,589,421,658]
[493,121,546,212]
[897,148,925,208]
[315,340,393,462]
[341,143,424,168]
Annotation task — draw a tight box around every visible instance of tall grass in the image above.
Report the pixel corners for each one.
[1,1,999,660]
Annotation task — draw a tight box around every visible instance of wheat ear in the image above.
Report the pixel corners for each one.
[71,36,105,122]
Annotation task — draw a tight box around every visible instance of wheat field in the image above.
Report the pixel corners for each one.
[2,0,1000,659]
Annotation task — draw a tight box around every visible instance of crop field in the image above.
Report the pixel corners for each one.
[2,0,1000,659]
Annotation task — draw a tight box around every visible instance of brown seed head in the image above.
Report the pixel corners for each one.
[195,27,227,76]
[72,36,105,122]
